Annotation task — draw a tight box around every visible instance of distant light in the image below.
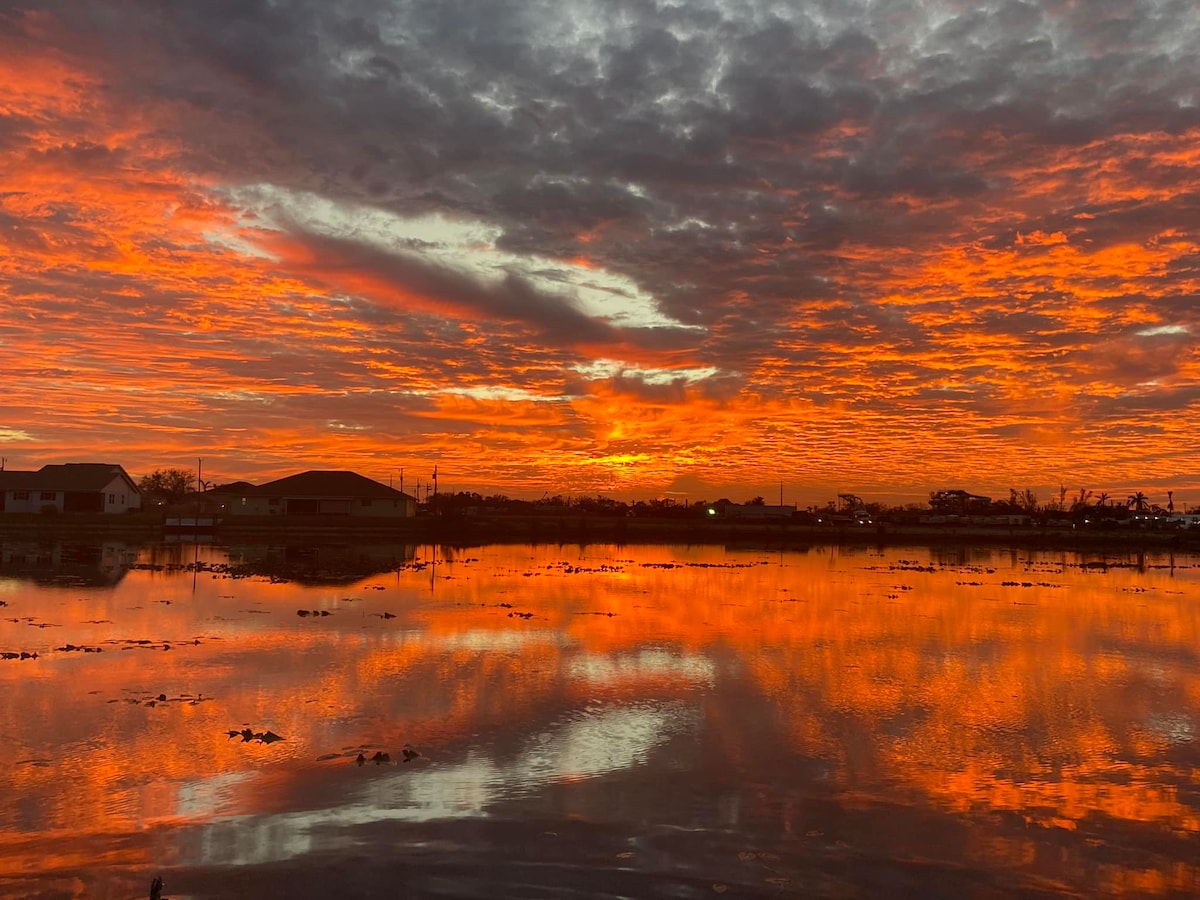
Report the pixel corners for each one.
[706,508,717,516]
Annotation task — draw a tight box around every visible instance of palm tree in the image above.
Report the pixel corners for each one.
[1127,492,1149,513]
[1167,491,1174,514]
[1094,492,1110,507]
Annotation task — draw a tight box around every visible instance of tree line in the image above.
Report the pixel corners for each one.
[135,468,1188,521]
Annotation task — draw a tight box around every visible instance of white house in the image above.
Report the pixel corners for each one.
[0,464,141,514]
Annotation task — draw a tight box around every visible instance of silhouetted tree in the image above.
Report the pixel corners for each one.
[1127,492,1149,513]
[1014,488,1039,514]
[138,468,195,505]
[748,496,766,506]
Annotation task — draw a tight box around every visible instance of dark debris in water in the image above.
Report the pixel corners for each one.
[1,650,39,661]
[107,692,211,707]
[226,726,284,744]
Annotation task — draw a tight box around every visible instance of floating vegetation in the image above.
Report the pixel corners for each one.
[108,692,211,707]
[225,726,284,744]
[1,651,38,661]
[296,609,332,617]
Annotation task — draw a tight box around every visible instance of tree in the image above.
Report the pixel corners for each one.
[1013,488,1039,514]
[747,496,766,506]
[1127,491,1149,513]
[138,468,195,505]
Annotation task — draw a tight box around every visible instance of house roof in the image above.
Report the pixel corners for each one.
[0,470,41,491]
[36,464,138,492]
[209,481,258,495]
[255,470,414,500]
[1,464,138,493]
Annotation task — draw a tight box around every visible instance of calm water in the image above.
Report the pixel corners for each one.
[1,540,1199,898]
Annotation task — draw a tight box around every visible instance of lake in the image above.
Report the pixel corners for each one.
[1,539,1199,898]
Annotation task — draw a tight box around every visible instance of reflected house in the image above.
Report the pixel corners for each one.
[0,540,137,586]
[0,463,141,514]
[221,470,417,518]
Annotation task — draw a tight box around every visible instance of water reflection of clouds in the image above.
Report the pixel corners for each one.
[567,650,715,687]
[432,628,565,652]
[183,702,694,867]
[1146,713,1195,745]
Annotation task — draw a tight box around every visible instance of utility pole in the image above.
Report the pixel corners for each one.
[432,465,438,516]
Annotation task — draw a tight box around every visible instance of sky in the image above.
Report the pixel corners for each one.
[1,0,1198,506]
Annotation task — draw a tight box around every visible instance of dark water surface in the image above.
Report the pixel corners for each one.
[2,541,1199,898]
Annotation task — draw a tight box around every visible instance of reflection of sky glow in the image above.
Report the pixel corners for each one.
[186,702,691,867]
[567,650,715,686]
[3,541,1200,897]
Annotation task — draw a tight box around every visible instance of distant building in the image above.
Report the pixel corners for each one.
[0,463,141,514]
[219,470,417,518]
[710,501,796,520]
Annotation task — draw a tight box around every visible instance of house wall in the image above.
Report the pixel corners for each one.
[3,490,45,514]
[100,475,140,513]
[351,497,416,518]
[219,495,272,516]
[219,494,414,517]
[725,504,796,519]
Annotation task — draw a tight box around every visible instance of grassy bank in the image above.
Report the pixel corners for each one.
[3,512,1198,553]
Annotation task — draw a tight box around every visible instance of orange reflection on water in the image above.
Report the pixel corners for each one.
[2,542,1199,896]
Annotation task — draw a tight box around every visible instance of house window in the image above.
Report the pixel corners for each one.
[120,494,125,504]
[108,494,115,504]
[41,491,55,501]
[13,490,29,500]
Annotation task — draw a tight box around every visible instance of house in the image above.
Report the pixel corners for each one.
[709,501,797,520]
[222,470,417,518]
[202,481,265,516]
[0,464,141,514]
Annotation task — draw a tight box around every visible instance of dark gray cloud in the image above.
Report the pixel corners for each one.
[4,0,1200,494]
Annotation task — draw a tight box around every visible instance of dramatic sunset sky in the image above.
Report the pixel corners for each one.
[2,0,1198,504]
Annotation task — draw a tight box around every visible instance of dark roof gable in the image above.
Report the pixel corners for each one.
[256,470,414,501]
[209,481,258,495]
[1,464,138,493]
[36,464,139,493]
[0,470,41,491]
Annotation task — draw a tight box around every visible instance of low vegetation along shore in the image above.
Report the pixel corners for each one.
[0,511,1197,552]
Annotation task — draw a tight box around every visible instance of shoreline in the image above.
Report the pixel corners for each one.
[0,512,1197,553]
